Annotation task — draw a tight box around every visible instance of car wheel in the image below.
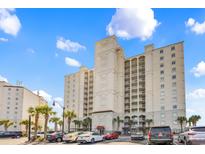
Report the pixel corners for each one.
[91,138,95,144]
[56,138,62,142]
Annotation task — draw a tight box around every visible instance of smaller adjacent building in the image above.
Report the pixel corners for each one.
[0,81,47,132]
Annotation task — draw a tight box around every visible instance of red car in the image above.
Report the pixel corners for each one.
[103,132,119,140]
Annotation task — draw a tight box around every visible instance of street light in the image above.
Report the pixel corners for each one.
[52,100,65,135]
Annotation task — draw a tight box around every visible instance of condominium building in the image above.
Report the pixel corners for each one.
[0,81,46,131]
[64,35,186,133]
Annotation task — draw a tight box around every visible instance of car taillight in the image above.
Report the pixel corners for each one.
[148,131,151,140]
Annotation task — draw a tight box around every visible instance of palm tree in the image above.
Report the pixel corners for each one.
[127,119,133,131]
[58,120,63,131]
[82,117,92,131]
[64,110,76,132]
[113,116,123,131]
[49,117,60,132]
[0,120,14,131]
[19,120,29,136]
[189,115,201,126]
[177,116,187,133]
[145,119,153,131]
[28,106,42,139]
[73,120,79,131]
[187,117,192,126]
[39,104,56,140]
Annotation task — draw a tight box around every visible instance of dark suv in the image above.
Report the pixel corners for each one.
[148,126,173,145]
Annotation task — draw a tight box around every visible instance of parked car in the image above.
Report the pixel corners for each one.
[0,131,22,138]
[63,131,83,143]
[30,132,44,139]
[103,132,119,140]
[47,132,63,142]
[77,132,104,144]
[113,131,122,136]
[131,132,144,141]
[178,126,205,145]
[147,126,173,145]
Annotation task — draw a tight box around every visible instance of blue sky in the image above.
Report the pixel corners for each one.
[0,8,205,125]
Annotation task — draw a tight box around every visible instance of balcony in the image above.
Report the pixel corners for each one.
[132,101,137,105]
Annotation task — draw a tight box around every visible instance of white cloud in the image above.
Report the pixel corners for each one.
[0,9,21,36]
[56,37,86,52]
[106,8,160,40]
[0,37,8,42]
[54,97,63,102]
[191,61,205,77]
[27,48,35,54]
[185,18,205,35]
[65,57,81,67]
[186,108,195,114]
[0,75,8,82]
[188,88,205,99]
[33,90,52,102]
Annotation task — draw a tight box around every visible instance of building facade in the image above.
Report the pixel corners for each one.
[0,81,46,131]
[64,36,186,132]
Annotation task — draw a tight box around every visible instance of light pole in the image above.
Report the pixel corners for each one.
[52,100,65,135]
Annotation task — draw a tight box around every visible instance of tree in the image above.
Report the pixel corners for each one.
[19,120,29,136]
[189,115,201,126]
[64,110,76,132]
[73,120,79,131]
[187,117,192,126]
[49,117,60,132]
[58,120,63,131]
[28,106,42,140]
[39,104,56,141]
[0,120,14,131]
[113,116,123,131]
[177,116,187,133]
[82,117,92,131]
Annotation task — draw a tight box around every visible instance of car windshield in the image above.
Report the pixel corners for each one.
[151,127,171,133]
[191,127,205,132]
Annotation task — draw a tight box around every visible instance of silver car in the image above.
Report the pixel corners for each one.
[178,126,205,145]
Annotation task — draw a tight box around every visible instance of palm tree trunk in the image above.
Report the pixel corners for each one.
[34,114,39,139]
[55,123,57,132]
[180,123,183,133]
[44,115,48,141]
[68,119,70,132]
[26,125,28,137]
[117,121,119,131]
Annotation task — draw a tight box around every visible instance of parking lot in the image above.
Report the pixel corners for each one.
[0,135,185,145]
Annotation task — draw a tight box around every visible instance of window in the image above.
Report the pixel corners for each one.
[173,105,177,109]
[7,107,10,109]
[8,97,10,100]
[14,125,17,128]
[172,61,176,65]
[160,50,164,54]
[172,82,176,87]
[15,111,18,114]
[160,77,164,82]
[160,70,164,75]
[171,53,176,58]
[160,64,164,68]
[160,57,164,61]
[161,113,165,117]
[161,84,165,89]
[15,107,18,109]
[172,75,176,79]
[7,111,9,114]
[16,98,18,100]
[171,46,175,51]
[8,88,11,91]
[160,91,165,96]
[16,88,19,91]
[172,67,176,73]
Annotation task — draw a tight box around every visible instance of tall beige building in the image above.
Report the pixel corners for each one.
[64,36,186,133]
[0,81,46,131]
